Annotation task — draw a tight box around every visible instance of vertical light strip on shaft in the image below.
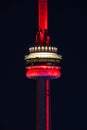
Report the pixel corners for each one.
[46,80,50,130]
[36,81,38,130]
[36,79,46,130]
[38,0,48,31]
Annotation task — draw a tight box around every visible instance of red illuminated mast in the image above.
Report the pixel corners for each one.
[38,0,48,31]
[24,0,62,130]
[36,0,50,46]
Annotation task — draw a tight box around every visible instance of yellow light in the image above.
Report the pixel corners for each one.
[42,46,44,51]
[29,48,32,52]
[35,47,37,51]
[49,46,51,51]
[32,47,34,51]
[54,47,57,52]
[38,46,40,51]
[25,52,62,60]
[52,47,54,51]
[45,46,48,51]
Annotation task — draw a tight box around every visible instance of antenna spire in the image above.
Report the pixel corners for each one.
[36,0,50,46]
[38,0,48,31]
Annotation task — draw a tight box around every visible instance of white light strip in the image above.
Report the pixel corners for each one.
[25,52,62,59]
[29,46,58,52]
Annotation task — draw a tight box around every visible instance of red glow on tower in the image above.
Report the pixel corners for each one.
[26,66,61,79]
[38,0,48,31]
[36,0,50,46]
[46,80,50,130]
[24,0,62,130]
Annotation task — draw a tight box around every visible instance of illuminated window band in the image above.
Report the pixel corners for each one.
[29,46,58,53]
[25,58,60,64]
[25,52,62,60]
[26,66,61,79]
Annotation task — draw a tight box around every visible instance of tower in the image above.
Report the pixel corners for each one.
[24,0,62,130]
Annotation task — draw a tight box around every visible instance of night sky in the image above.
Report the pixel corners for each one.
[0,0,86,130]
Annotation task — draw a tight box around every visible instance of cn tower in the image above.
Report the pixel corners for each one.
[24,0,62,130]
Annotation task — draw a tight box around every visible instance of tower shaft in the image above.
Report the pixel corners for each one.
[36,79,51,130]
[46,80,50,130]
[25,0,62,129]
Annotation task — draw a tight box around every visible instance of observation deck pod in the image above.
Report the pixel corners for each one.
[25,65,61,79]
[24,46,62,79]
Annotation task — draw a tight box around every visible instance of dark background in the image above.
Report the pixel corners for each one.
[0,0,86,129]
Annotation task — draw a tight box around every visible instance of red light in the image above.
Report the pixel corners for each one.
[26,66,61,79]
[46,80,50,130]
[38,0,48,31]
